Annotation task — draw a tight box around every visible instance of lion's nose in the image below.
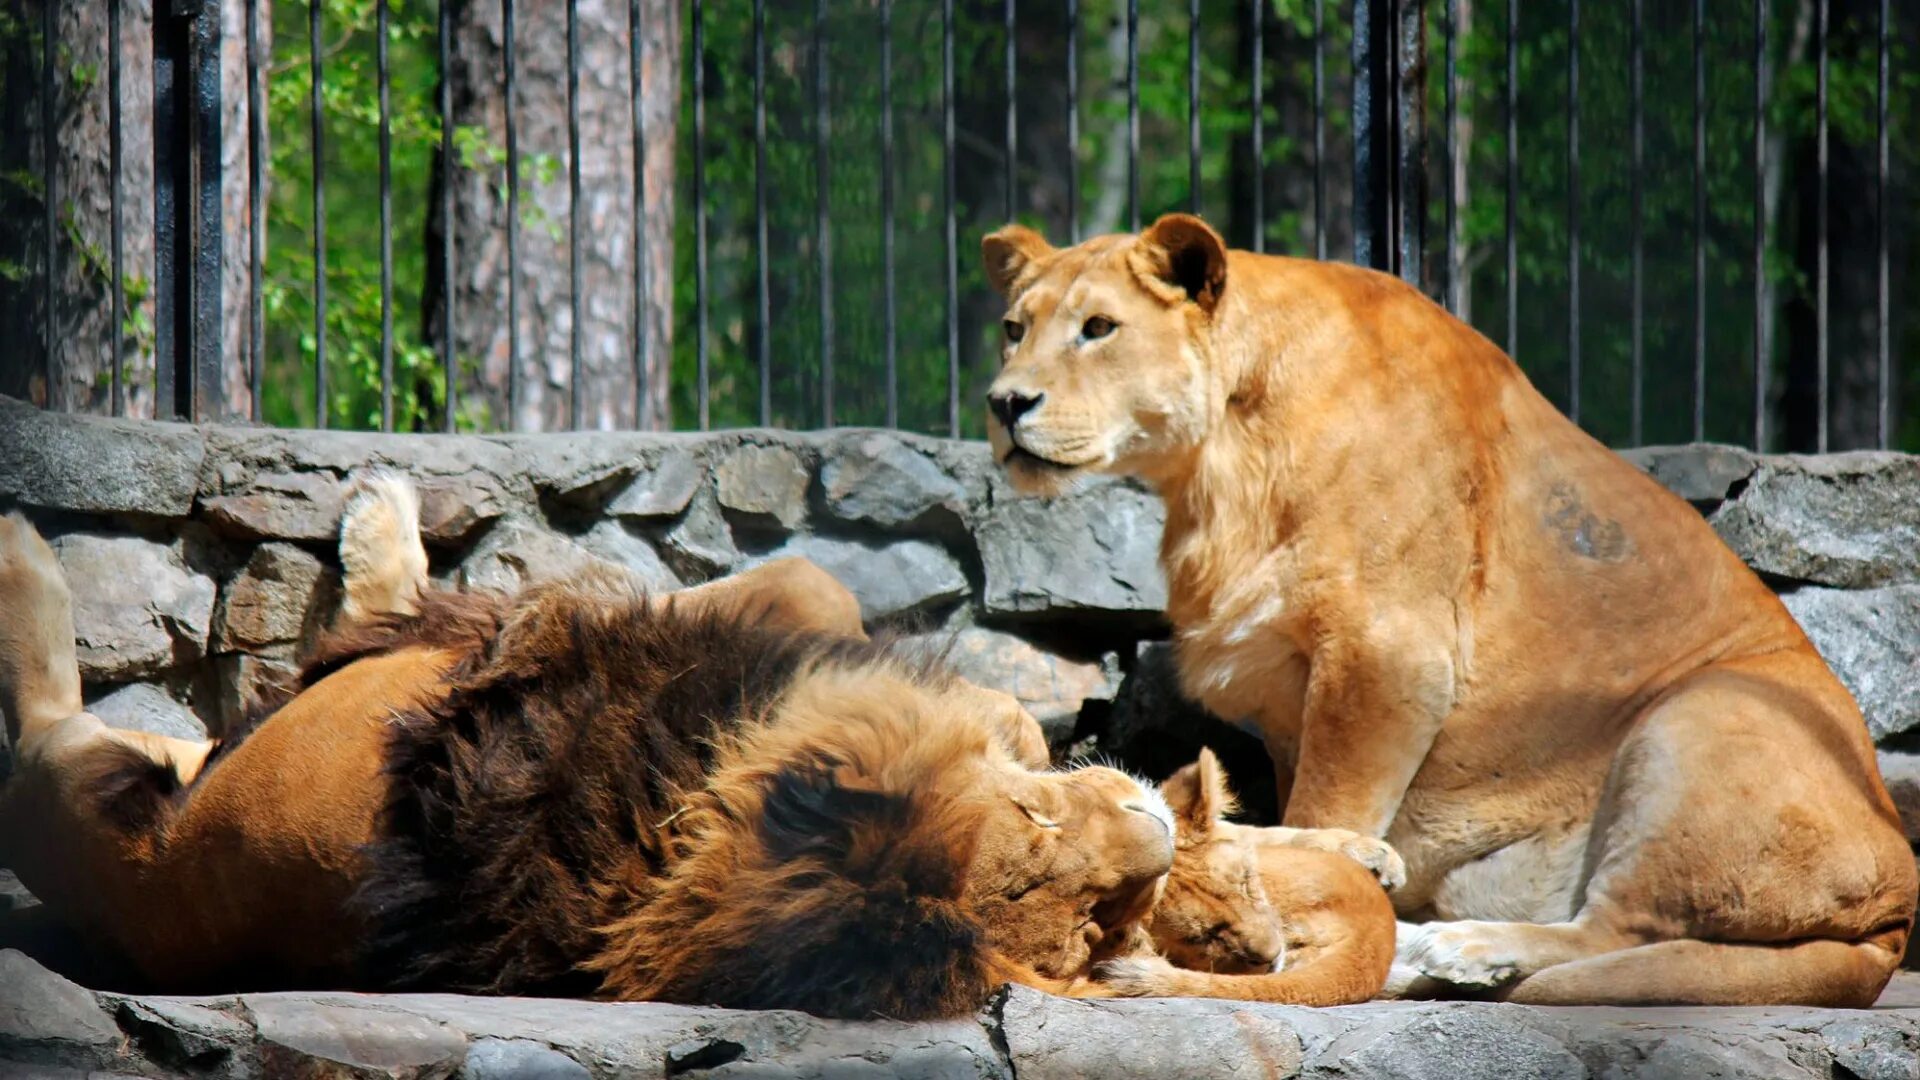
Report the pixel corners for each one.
[988,390,1044,430]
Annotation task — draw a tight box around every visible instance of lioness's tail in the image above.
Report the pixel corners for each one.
[339,470,430,626]
[1503,929,1907,1008]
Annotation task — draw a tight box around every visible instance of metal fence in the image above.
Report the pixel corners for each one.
[14,0,1909,449]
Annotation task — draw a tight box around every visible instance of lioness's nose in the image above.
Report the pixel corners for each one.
[988,390,1044,430]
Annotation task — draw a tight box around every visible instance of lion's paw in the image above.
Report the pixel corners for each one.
[1400,922,1522,989]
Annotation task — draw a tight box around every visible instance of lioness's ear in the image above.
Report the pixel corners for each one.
[1160,749,1236,834]
[981,224,1054,298]
[1131,213,1228,314]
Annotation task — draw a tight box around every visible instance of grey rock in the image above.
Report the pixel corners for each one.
[458,519,608,593]
[458,1039,587,1080]
[978,481,1167,622]
[213,542,335,653]
[750,536,967,622]
[1105,642,1281,817]
[87,683,208,742]
[659,491,742,578]
[0,397,206,518]
[1622,443,1759,506]
[1710,453,1920,588]
[0,950,120,1056]
[413,483,509,546]
[905,627,1119,747]
[606,452,705,520]
[209,652,302,735]
[0,870,35,911]
[1819,1017,1920,1080]
[820,432,968,528]
[113,999,248,1071]
[996,986,1302,1079]
[577,521,684,592]
[200,470,347,542]
[513,433,647,505]
[1781,585,1920,741]
[1879,752,1920,842]
[715,444,811,529]
[55,534,216,682]
[1321,1009,1584,1080]
[247,994,467,1080]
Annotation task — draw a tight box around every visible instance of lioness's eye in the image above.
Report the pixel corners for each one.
[1002,318,1026,343]
[1081,315,1116,340]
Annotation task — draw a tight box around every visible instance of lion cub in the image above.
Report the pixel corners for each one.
[1107,750,1396,1005]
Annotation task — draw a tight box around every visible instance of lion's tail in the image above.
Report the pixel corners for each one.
[1502,929,1907,1008]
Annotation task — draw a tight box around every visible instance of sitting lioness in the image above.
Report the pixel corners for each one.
[979,213,1917,1006]
[0,478,1175,1018]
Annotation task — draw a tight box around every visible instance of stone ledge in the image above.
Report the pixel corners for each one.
[1,952,1915,1079]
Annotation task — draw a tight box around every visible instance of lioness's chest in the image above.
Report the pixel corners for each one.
[1165,544,1312,744]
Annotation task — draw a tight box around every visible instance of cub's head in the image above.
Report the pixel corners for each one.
[981,214,1231,495]
[1145,749,1284,973]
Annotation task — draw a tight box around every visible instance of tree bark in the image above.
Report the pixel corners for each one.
[430,0,678,433]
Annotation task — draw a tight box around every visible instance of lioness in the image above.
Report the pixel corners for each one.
[0,478,1174,1018]
[980,213,1917,1006]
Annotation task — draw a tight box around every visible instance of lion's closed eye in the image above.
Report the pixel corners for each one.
[1014,800,1060,829]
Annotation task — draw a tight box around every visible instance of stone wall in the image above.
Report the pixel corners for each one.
[1,394,1917,841]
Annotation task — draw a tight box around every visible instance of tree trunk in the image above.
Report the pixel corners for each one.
[431,0,678,433]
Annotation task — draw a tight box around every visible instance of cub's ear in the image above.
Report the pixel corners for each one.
[981,224,1054,298]
[1131,213,1228,314]
[1159,748,1237,836]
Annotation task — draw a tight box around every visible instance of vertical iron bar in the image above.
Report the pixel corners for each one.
[1630,0,1642,445]
[944,0,958,433]
[1252,0,1264,253]
[1567,0,1579,426]
[1005,0,1016,221]
[1504,0,1516,358]
[629,0,650,429]
[567,0,583,429]
[1446,0,1457,312]
[311,0,327,427]
[1352,0,1391,269]
[816,0,833,427]
[1126,0,1138,231]
[1066,0,1079,242]
[378,0,394,431]
[1313,0,1325,260]
[110,0,125,415]
[1877,0,1889,448]
[439,0,456,431]
[246,0,264,421]
[1752,0,1766,450]
[504,0,519,429]
[1815,0,1827,451]
[1395,0,1426,289]
[753,0,769,426]
[693,0,709,430]
[41,0,54,408]
[881,0,896,427]
[1693,0,1706,441]
[1188,0,1200,213]
[190,0,224,422]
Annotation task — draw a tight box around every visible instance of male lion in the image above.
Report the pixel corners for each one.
[0,477,1174,1018]
[979,213,1916,1006]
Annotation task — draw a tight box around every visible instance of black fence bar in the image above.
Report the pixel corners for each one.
[1394,0,1425,288]
[1065,0,1078,242]
[753,0,770,426]
[1753,0,1766,450]
[693,0,710,430]
[1352,0,1390,270]
[1878,0,1890,448]
[1004,0,1016,221]
[154,5,177,417]
[943,0,958,434]
[309,0,325,427]
[815,0,834,427]
[1126,0,1138,231]
[1445,0,1457,312]
[438,0,455,431]
[1504,0,1516,358]
[110,0,125,416]
[1693,0,1706,441]
[567,0,583,429]
[246,0,264,420]
[1188,0,1200,213]
[881,0,896,427]
[1815,0,1828,451]
[1630,0,1642,445]
[1250,0,1263,253]
[378,0,394,432]
[1567,0,1579,425]
[41,0,54,407]
[1313,0,1325,260]
[503,0,520,428]
[628,0,649,429]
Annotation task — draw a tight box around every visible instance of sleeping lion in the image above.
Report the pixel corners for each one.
[0,477,1179,1018]
[981,213,1916,1006]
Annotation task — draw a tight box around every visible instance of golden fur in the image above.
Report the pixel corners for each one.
[0,486,1174,1016]
[981,214,1917,1006]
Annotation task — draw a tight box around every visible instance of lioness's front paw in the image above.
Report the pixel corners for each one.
[1274,828,1406,889]
[1400,922,1522,989]
[1094,954,1197,998]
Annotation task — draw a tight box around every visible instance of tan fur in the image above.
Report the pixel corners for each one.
[338,471,431,625]
[1104,750,1394,1005]
[982,214,1917,1006]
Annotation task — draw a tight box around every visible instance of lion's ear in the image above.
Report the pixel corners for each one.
[1132,213,1228,314]
[981,224,1054,298]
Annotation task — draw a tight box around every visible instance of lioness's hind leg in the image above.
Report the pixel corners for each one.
[339,470,430,626]
[0,513,83,749]
[664,558,866,640]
